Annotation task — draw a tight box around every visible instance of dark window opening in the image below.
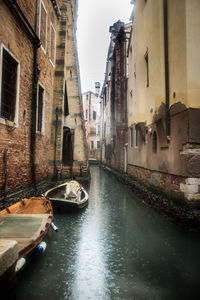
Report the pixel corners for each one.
[85,109,88,119]
[93,110,96,120]
[97,141,100,149]
[135,126,139,147]
[62,127,73,165]
[37,85,44,132]
[153,131,157,153]
[64,81,69,116]
[90,141,94,149]
[0,49,18,121]
[144,49,149,88]
[130,128,134,147]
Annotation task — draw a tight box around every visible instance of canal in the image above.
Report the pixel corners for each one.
[15,166,200,300]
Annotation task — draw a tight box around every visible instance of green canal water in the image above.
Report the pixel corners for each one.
[15,166,200,300]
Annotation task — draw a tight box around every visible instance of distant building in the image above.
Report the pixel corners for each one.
[127,0,200,200]
[82,89,101,161]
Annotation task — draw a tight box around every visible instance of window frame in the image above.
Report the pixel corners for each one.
[93,110,96,120]
[90,140,94,150]
[144,49,149,88]
[36,82,45,134]
[39,0,48,53]
[0,44,20,127]
[85,109,88,120]
[50,22,56,66]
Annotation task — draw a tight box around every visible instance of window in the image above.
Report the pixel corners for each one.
[104,122,106,137]
[130,127,134,147]
[85,109,88,120]
[39,1,47,52]
[135,126,139,147]
[93,111,96,120]
[153,131,157,153]
[90,141,94,149]
[86,94,88,100]
[0,47,19,122]
[144,49,149,88]
[37,84,44,132]
[50,23,56,65]
[64,81,69,116]
[97,141,100,149]
[62,127,73,165]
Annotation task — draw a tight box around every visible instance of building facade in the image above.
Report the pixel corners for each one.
[127,0,200,200]
[82,88,101,161]
[50,0,89,179]
[100,20,131,172]
[0,0,88,200]
[0,0,61,197]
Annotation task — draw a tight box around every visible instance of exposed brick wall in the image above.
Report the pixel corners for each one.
[0,1,34,194]
[0,0,60,197]
[127,164,186,197]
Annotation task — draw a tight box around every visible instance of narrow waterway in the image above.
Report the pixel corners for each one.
[15,166,200,300]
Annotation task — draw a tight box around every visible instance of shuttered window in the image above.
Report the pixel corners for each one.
[50,23,56,65]
[40,1,47,52]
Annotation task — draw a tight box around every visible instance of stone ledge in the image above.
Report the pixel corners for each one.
[0,240,18,277]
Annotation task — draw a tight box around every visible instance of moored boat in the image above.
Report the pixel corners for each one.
[44,180,89,211]
[0,197,53,260]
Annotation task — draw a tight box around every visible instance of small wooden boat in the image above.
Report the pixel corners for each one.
[0,197,53,260]
[45,180,89,210]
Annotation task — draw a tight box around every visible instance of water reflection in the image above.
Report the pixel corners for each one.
[15,166,200,300]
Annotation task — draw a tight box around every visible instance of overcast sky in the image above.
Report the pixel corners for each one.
[77,0,133,94]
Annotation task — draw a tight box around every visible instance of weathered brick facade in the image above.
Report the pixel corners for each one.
[0,0,88,200]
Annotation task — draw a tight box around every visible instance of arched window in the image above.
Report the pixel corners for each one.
[153,131,157,153]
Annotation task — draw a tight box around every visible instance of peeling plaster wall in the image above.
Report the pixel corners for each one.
[127,0,200,200]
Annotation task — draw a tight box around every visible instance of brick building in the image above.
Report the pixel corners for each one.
[82,87,101,161]
[0,0,88,200]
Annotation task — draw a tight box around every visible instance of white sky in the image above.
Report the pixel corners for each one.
[77,0,133,94]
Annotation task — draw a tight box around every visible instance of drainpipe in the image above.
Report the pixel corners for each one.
[54,107,59,182]
[30,0,40,191]
[163,0,170,139]
[3,149,8,207]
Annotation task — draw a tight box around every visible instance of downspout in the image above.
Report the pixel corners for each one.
[3,149,8,207]
[54,107,59,182]
[30,0,40,192]
[163,0,170,139]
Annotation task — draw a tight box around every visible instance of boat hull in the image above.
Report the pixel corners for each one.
[0,197,53,259]
[45,181,89,212]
